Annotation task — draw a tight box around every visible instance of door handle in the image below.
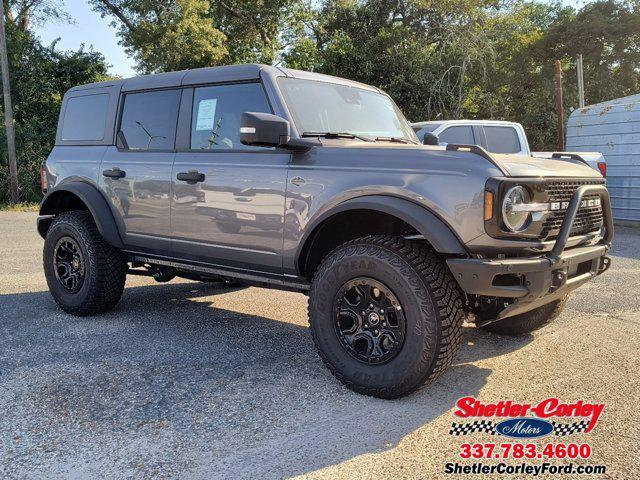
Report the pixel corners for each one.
[102,167,126,179]
[177,170,205,184]
[290,176,306,186]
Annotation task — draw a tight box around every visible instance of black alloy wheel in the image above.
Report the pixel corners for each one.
[53,236,85,293]
[334,278,406,365]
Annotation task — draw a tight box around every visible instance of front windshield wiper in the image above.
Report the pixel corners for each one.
[374,136,418,145]
[301,131,373,142]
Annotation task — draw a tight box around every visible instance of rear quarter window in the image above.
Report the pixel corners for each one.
[61,94,110,141]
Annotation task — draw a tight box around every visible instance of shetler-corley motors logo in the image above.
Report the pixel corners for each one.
[449,397,605,438]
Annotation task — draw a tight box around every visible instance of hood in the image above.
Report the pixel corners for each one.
[310,140,602,178]
[492,153,602,178]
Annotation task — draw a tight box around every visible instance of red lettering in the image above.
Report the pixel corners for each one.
[455,397,476,418]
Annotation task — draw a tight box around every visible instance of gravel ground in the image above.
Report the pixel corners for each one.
[0,211,638,479]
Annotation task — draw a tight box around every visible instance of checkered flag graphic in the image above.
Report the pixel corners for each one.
[552,420,591,436]
[449,420,496,436]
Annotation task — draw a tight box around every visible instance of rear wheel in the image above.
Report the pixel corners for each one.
[43,210,127,316]
[480,295,568,336]
[308,235,464,399]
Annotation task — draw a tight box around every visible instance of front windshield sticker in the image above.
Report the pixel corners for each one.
[195,98,217,131]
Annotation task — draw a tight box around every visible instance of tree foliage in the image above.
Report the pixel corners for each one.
[90,0,227,72]
[0,21,110,203]
[89,0,304,71]
[4,0,71,29]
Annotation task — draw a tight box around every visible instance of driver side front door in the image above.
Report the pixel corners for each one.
[171,83,290,274]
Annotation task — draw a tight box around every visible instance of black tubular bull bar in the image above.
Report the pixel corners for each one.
[548,185,613,263]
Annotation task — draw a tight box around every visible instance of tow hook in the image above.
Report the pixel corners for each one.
[597,256,612,275]
[550,270,567,292]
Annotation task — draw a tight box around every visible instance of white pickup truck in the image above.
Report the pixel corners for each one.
[411,120,607,177]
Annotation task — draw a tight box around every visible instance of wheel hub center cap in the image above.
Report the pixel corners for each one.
[368,312,380,325]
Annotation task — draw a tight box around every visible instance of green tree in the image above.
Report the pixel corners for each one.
[0,23,110,202]
[4,0,70,29]
[464,0,640,149]
[90,0,227,73]
[90,0,305,71]
[542,0,640,107]
[285,0,503,121]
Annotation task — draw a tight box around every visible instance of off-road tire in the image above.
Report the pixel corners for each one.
[480,295,568,336]
[308,235,465,399]
[43,210,127,316]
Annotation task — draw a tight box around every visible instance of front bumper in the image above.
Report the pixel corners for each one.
[447,184,614,320]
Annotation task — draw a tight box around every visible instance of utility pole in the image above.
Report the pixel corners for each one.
[0,1,19,203]
[577,54,585,109]
[554,60,565,151]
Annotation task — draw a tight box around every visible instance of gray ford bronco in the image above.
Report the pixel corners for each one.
[39,64,613,398]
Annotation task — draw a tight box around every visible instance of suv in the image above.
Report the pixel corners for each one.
[38,64,613,399]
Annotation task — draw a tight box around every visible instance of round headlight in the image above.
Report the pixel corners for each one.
[502,186,530,232]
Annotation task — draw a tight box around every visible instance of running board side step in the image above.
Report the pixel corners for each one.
[129,253,311,292]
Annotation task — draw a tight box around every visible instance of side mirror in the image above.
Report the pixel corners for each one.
[240,112,290,148]
[423,132,439,146]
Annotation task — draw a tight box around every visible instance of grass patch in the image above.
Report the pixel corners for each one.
[0,202,39,212]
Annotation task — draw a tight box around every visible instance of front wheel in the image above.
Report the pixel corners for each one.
[43,210,127,316]
[480,295,568,336]
[308,235,464,399]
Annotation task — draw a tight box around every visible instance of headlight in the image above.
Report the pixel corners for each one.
[502,185,530,232]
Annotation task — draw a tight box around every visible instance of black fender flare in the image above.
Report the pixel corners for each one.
[296,195,467,271]
[38,182,124,249]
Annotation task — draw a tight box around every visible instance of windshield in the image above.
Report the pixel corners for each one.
[277,78,418,142]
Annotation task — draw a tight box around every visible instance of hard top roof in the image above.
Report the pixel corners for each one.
[411,119,523,127]
[67,64,382,94]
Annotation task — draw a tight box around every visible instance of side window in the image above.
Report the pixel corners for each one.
[61,94,110,141]
[438,126,475,145]
[484,126,522,154]
[190,83,272,150]
[119,89,181,150]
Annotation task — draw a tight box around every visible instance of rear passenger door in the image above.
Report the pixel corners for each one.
[100,89,181,255]
[481,126,526,154]
[437,125,476,146]
[171,82,290,273]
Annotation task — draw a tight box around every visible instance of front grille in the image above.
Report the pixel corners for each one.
[540,179,605,240]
